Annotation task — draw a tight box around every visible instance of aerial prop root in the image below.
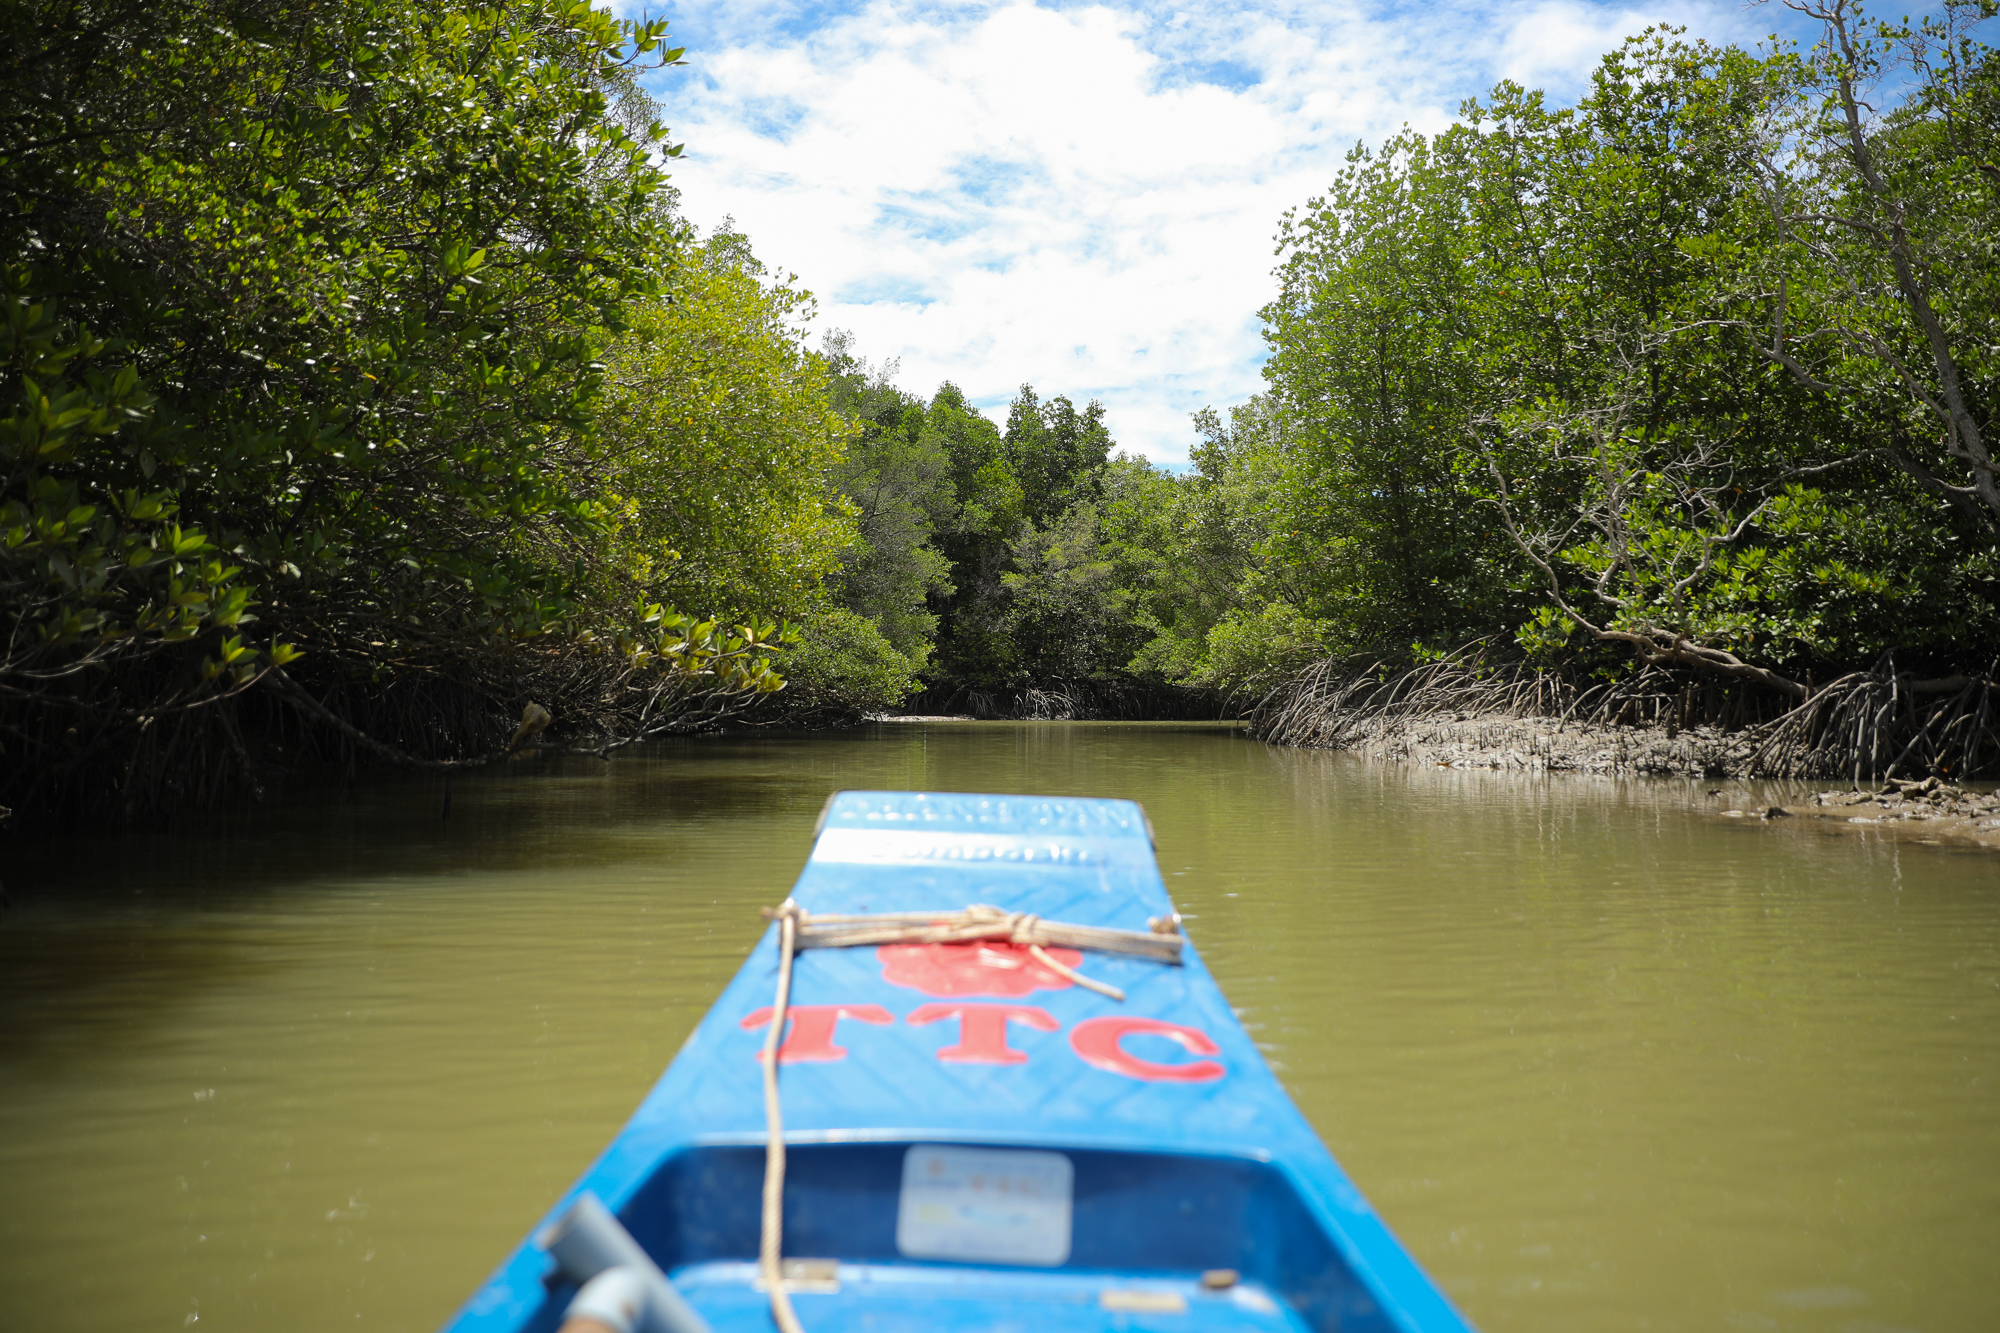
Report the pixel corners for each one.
[1249,642,1999,780]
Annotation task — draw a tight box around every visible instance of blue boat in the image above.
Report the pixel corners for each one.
[443,791,1475,1333]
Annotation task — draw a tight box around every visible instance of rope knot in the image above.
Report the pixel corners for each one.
[761,899,807,929]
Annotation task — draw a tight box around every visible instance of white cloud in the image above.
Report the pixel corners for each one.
[634,0,1773,465]
[1495,1,1697,87]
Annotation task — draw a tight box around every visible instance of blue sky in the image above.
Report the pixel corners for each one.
[628,1,1852,465]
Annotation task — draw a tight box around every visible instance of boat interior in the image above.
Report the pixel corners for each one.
[520,1142,1402,1332]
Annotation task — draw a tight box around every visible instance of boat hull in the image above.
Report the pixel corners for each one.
[442,791,1473,1333]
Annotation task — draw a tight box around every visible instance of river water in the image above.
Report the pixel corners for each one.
[2,722,1996,1332]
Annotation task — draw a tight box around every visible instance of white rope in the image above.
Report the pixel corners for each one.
[1024,942,1124,1000]
[758,900,806,1333]
[776,903,1183,962]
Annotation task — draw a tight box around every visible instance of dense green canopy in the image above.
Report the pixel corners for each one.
[7,0,1991,820]
[1249,5,1997,692]
[829,2,1996,709]
[1,0,832,816]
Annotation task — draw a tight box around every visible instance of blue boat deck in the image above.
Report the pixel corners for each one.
[443,792,1473,1333]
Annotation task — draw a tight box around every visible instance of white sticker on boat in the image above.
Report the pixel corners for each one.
[896,1145,1073,1266]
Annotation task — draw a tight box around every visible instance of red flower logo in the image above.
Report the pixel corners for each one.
[877,941,1082,997]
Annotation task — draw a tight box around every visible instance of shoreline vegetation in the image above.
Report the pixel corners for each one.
[1250,645,1999,782]
[5,0,1995,831]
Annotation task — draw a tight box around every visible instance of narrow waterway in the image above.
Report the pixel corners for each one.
[3,722,1996,1332]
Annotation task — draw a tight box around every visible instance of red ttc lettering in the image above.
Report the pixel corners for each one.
[907,1002,1060,1064]
[1069,1015,1225,1082]
[740,1004,893,1063]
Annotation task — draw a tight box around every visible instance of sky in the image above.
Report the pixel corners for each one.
[628,0,1829,467]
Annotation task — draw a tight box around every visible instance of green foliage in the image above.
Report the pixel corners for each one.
[859,4,1997,706]
[819,334,956,660]
[1124,399,1305,692]
[584,607,795,697]
[1264,123,1504,651]
[14,0,1979,784]
[598,231,855,619]
[0,0,852,817]
[1195,601,1334,698]
[762,606,922,722]
[924,382,1026,688]
[699,0,1996,715]
[1248,8,1999,690]
[1003,386,1114,526]
[1000,500,1128,681]
[917,382,1123,689]
[3,0,685,680]
[1745,2,1999,537]
[1,288,261,682]
[932,383,1025,540]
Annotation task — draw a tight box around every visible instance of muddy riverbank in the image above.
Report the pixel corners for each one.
[1271,708,2000,850]
[1299,710,1748,777]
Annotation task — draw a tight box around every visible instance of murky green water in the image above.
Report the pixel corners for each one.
[2,722,1996,1332]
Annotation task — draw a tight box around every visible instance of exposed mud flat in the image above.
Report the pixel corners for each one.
[1319,712,2000,851]
[1327,711,1752,777]
[1721,777,2000,851]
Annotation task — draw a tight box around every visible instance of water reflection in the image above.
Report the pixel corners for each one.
[2,722,1996,1332]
